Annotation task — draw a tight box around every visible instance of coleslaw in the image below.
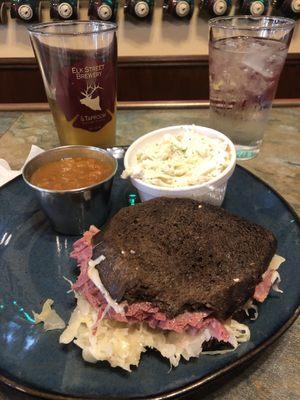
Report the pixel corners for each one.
[122,128,231,187]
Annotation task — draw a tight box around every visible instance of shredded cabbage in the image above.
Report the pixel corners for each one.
[201,320,251,356]
[60,294,250,371]
[268,254,285,271]
[88,255,106,268]
[33,299,66,331]
[88,263,124,315]
[122,127,231,187]
[268,254,285,294]
[243,254,285,319]
[243,299,259,320]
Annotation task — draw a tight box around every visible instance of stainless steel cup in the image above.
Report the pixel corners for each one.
[22,145,118,235]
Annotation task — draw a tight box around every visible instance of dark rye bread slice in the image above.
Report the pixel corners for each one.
[92,197,277,320]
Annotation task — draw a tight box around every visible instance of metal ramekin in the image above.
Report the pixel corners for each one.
[22,145,118,235]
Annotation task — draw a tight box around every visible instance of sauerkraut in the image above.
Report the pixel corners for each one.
[33,299,66,331]
[58,254,285,371]
[268,254,285,294]
[122,128,231,187]
[244,254,285,318]
[60,293,250,371]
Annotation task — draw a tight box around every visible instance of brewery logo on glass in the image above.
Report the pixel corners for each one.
[55,58,115,132]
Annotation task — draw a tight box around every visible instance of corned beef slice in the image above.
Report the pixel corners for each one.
[253,269,274,303]
[71,228,229,339]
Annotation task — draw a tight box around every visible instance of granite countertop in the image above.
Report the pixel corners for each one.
[0,107,299,400]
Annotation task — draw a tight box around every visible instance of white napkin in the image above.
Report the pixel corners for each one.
[0,145,44,187]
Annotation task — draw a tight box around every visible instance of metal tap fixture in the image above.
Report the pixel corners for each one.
[240,0,268,16]
[49,0,78,19]
[10,0,41,22]
[199,0,231,16]
[88,0,118,21]
[280,0,300,18]
[124,0,154,19]
[163,0,194,19]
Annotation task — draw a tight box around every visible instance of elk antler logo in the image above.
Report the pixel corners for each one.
[80,83,102,111]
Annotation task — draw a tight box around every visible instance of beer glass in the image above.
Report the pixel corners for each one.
[209,16,294,160]
[28,21,117,147]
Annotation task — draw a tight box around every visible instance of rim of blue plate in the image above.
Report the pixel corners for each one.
[0,164,299,400]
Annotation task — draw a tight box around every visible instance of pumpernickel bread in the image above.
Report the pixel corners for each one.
[92,198,277,320]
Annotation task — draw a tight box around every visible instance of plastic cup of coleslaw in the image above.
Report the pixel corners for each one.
[123,125,236,206]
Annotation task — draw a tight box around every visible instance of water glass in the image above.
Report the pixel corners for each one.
[208,16,295,160]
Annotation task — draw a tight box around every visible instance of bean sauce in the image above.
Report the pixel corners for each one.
[30,157,114,190]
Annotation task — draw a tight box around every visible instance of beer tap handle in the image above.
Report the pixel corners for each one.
[163,0,194,18]
[88,0,118,21]
[10,0,41,22]
[280,0,300,18]
[212,0,228,14]
[124,0,154,20]
[202,0,231,16]
[239,0,268,16]
[49,0,78,20]
[176,1,191,16]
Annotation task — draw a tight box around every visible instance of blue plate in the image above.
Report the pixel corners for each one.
[0,154,299,400]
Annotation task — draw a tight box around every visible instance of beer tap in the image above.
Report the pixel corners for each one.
[0,0,7,23]
[199,0,231,16]
[279,0,300,18]
[240,0,268,16]
[88,0,118,21]
[163,0,194,19]
[124,0,154,20]
[49,0,78,20]
[10,0,41,22]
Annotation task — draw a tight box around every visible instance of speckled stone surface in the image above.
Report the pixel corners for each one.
[0,107,299,400]
[0,112,21,135]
